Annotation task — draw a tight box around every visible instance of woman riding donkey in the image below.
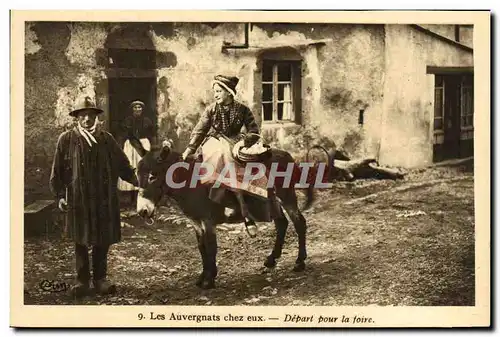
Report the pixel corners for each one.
[181,75,278,237]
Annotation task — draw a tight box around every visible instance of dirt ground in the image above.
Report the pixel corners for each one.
[23,162,475,306]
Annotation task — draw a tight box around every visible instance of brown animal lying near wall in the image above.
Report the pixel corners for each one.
[331,158,405,181]
[307,145,405,182]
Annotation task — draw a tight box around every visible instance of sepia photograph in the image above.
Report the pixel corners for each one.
[10,10,490,328]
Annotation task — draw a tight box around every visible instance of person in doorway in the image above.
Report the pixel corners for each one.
[50,96,139,298]
[181,75,274,237]
[118,100,154,205]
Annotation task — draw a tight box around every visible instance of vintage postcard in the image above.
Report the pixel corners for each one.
[11,10,490,328]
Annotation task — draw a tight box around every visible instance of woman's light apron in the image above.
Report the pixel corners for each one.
[118,138,151,191]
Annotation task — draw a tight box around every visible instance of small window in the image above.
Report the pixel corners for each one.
[261,60,300,123]
[460,75,474,128]
[433,75,445,144]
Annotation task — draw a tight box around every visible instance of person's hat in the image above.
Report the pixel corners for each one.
[70,96,103,117]
[129,100,145,109]
[212,75,239,96]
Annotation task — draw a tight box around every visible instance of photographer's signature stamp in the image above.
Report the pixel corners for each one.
[39,279,70,293]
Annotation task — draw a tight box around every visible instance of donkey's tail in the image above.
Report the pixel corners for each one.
[301,182,315,211]
[300,144,332,212]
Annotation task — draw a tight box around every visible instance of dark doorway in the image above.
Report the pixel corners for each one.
[106,46,158,147]
[103,24,159,147]
[432,73,474,162]
[108,77,157,147]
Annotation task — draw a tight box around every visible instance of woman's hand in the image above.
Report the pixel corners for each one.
[130,174,139,187]
[244,133,260,148]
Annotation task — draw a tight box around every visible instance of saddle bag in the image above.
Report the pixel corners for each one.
[231,133,272,163]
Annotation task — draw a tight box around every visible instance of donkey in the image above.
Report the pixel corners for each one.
[133,139,326,289]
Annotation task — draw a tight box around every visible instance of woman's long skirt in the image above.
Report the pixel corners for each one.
[200,136,269,199]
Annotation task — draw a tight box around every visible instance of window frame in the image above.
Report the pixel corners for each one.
[261,60,301,124]
[460,76,474,130]
[433,75,445,145]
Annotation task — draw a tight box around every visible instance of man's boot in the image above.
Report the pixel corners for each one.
[72,244,91,298]
[92,245,117,295]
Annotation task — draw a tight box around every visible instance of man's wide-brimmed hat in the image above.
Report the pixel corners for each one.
[129,100,145,109]
[70,96,103,117]
[212,75,239,97]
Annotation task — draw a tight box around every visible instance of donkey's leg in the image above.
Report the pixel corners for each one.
[192,221,208,288]
[281,193,308,272]
[290,210,307,272]
[200,220,218,289]
[265,208,289,268]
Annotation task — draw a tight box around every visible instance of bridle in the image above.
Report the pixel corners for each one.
[138,187,156,226]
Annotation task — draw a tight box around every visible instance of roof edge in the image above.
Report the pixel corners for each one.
[409,24,473,53]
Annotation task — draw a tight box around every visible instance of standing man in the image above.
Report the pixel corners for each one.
[50,96,139,297]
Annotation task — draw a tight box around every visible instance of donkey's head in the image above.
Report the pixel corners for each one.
[135,139,179,219]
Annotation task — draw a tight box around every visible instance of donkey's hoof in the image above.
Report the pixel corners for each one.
[264,256,277,269]
[196,273,205,287]
[201,279,215,290]
[293,262,306,272]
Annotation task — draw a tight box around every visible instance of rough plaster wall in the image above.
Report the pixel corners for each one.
[55,23,108,127]
[249,24,385,161]
[151,24,322,155]
[244,24,386,161]
[151,23,386,161]
[25,22,75,201]
[250,25,322,158]
[418,24,474,49]
[25,22,388,202]
[419,24,457,41]
[151,23,258,151]
[25,22,108,201]
[66,23,108,67]
[24,22,406,201]
[459,26,473,48]
[314,25,385,160]
[380,24,473,168]
[25,23,41,55]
